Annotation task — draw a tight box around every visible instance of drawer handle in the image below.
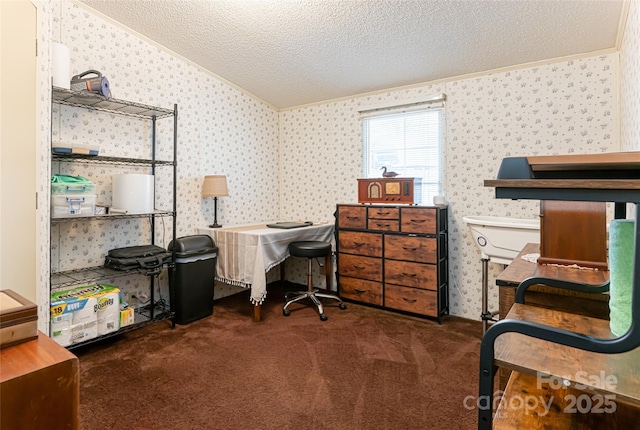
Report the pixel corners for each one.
[374,211,391,215]
[402,272,417,277]
[354,265,366,270]
[402,297,417,303]
[353,242,366,247]
[347,216,360,220]
[354,289,367,294]
[402,246,418,251]
[410,219,425,223]
[376,223,390,227]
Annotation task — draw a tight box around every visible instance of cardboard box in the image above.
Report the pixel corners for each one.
[0,289,38,349]
[120,308,135,328]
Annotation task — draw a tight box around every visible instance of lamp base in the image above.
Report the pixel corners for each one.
[209,223,223,228]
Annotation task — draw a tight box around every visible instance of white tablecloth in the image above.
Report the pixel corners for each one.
[198,223,335,304]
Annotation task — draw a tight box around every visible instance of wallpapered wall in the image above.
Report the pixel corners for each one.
[36,0,634,331]
[621,0,640,152]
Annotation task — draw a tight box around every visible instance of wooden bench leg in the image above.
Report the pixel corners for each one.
[253,304,261,322]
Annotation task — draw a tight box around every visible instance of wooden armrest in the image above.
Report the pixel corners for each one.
[515,276,610,304]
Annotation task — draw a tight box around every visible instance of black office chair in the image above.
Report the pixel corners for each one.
[283,241,346,321]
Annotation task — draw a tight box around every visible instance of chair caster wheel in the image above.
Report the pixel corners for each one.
[283,309,291,316]
[320,314,328,321]
[339,303,347,310]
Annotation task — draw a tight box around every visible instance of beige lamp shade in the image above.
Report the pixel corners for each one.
[202,175,229,198]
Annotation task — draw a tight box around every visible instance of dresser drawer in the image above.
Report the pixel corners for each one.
[338,231,382,257]
[384,235,437,264]
[367,219,399,232]
[400,207,437,234]
[338,254,382,282]
[384,260,437,289]
[368,206,399,220]
[384,285,437,317]
[337,206,367,229]
[339,276,383,305]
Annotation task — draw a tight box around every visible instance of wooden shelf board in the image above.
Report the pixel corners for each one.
[495,304,640,409]
[494,371,639,430]
[485,179,640,190]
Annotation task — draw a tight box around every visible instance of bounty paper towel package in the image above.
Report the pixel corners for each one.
[96,290,120,335]
[71,295,98,343]
[50,284,120,346]
[50,313,73,347]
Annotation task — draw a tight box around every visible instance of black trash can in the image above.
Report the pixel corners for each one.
[168,235,218,325]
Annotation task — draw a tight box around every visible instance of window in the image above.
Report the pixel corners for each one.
[362,106,444,205]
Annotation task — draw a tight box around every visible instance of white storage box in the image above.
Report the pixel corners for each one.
[51,194,97,218]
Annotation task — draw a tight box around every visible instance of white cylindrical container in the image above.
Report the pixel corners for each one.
[52,42,71,89]
[112,174,155,214]
[433,195,446,205]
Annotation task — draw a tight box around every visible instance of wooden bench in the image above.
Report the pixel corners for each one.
[479,152,640,429]
[494,243,610,391]
[491,304,640,428]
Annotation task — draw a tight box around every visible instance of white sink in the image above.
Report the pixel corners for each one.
[463,215,540,265]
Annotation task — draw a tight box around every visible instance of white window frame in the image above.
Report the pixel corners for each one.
[361,102,445,206]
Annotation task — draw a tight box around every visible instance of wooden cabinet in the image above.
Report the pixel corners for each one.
[0,332,79,429]
[538,200,608,269]
[336,204,448,321]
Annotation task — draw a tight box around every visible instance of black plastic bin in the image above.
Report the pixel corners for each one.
[168,235,218,325]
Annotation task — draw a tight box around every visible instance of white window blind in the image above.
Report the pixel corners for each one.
[362,107,444,205]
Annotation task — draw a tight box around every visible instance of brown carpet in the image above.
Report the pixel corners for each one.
[75,283,482,430]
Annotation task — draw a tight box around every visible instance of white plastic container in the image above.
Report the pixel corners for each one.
[51,194,97,218]
[463,215,540,265]
[112,174,154,214]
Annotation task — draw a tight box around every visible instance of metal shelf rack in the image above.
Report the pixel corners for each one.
[52,86,174,119]
[50,86,178,349]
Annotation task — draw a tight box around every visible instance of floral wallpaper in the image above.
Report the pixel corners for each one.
[444,57,618,319]
[35,0,633,333]
[36,0,54,328]
[621,0,640,152]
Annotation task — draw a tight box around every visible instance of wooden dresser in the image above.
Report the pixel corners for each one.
[336,204,448,321]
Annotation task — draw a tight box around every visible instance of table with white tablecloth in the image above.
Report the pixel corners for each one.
[198,223,335,321]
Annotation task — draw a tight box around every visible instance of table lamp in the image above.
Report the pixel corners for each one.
[202,175,229,228]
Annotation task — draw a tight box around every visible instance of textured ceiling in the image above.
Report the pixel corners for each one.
[75,0,625,109]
